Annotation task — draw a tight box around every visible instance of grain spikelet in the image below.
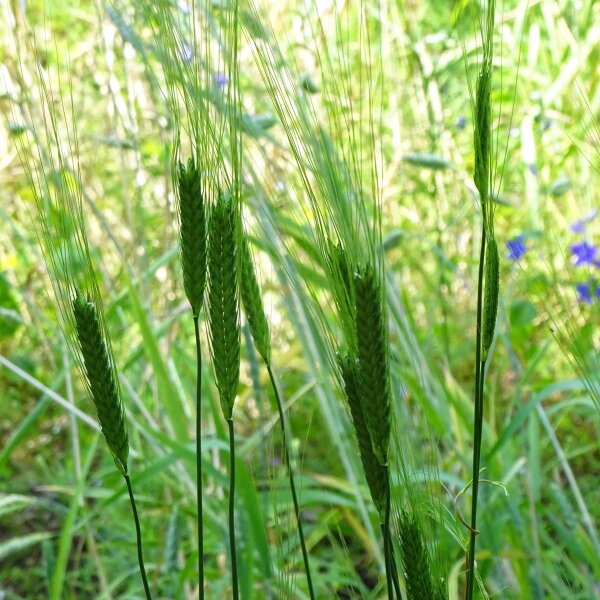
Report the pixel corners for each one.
[239,233,270,364]
[207,193,240,419]
[482,237,499,359]
[353,264,391,466]
[177,158,207,317]
[73,290,129,475]
[339,352,387,517]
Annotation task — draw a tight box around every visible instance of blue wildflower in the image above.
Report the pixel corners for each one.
[570,209,597,234]
[528,163,539,176]
[455,116,466,130]
[576,283,593,304]
[571,240,597,266]
[506,235,527,261]
[214,73,228,88]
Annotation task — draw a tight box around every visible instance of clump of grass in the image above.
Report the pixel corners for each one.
[243,1,435,591]
[207,192,241,599]
[176,156,207,596]
[240,230,315,598]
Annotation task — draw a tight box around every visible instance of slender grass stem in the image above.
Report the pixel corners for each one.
[381,522,402,599]
[266,363,315,599]
[466,233,487,600]
[227,418,239,600]
[383,470,394,600]
[193,316,204,599]
[124,474,152,600]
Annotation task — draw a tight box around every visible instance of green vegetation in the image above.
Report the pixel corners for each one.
[1,0,599,599]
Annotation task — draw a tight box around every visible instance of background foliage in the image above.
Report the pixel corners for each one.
[0,0,599,598]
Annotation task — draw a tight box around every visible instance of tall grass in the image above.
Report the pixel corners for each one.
[3,0,600,598]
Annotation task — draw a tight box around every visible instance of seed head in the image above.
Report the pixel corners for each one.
[207,193,240,419]
[72,290,129,474]
[239,233,270,364]
[177,158,207,317]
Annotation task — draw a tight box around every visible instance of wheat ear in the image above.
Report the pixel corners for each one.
[176,157,207,597]
[239,234,270,364]
[339,352,387,516]
[399,512,439,600]
[177,158,207,318]
[73,290,129,475]
[473,67,491,205]
[353,265,391,467]
[208,193,240,420]
[482,237,499,360]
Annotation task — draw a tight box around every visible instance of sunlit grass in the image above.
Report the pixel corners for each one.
[0,1,599,599]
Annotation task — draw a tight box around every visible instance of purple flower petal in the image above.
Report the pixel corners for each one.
[570,209,597,234]
[571,241,597,266]
[506,235,527,261]
[576,282,593,304]
[214,72,228,88]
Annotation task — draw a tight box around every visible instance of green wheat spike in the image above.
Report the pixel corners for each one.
[399,512,437,600]
[177,158,207,317]
[208,193,240,419]
[339,352,387,517]
[482,237,499,359]
[239,233,270,364]
[353,264,391,467]
[72,290,129,475]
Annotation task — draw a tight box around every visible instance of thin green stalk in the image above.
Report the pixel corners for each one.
[266,363,315,600]
[383,522,403,600]
[124,474,152,600]
[466,233,487,600]
[227,418,239,600]
[193,316,204,599]
[383,472,394,600]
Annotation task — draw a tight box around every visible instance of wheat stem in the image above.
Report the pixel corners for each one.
[125,474,152,600]
[193,316,205,599]
[383,472,394,600]
[266,364,315,599]
[227,418,239,600]
[466,232,486,600]
[381,522,402,599]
